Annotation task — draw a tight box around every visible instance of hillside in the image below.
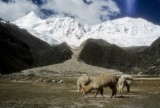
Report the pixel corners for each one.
[134,37,160,74]
[1,13,160,75]
[0,21,72,74]
[78,38,136,72]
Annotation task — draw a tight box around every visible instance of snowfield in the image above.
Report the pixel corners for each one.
[13,11,160,48]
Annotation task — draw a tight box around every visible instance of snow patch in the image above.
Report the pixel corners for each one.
[12,12,160,48]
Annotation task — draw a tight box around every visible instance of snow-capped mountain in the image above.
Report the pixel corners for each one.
[13,12,160,48]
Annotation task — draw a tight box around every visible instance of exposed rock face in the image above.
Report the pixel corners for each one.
[0,22,72,74]
[0,22,33,73]
[33,42,73,66]
[134,37,160,75]
[0,21,159,75]
[78,39,136,71]
[147,36,160,66]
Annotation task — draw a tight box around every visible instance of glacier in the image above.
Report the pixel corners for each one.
[13,11,160,48]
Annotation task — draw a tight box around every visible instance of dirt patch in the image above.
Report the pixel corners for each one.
[0,76,160,108]
[19,58,123,78]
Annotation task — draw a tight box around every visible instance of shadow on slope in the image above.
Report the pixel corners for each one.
[0,22,72,74]
[134,37,160,75]
[122,36,160,75]
[78,38,136,72]
[33,42,73,66]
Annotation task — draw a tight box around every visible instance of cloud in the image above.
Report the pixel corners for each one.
[41,0,120,25]
[0,0,120,25]
[0,0,38,21]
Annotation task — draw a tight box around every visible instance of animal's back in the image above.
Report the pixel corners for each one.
[77,74,90,86]
[92,74,118,88]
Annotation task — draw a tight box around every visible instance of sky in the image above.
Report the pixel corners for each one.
[116,0,160,25]
[0,0,160,25]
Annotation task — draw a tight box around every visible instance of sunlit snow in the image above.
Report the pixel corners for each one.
[13,11,160,48]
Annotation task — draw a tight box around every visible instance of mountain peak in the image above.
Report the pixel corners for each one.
[110,17,150,24]
[12,15,160,48]
[13,11,42,28]
[26,11,38,18]
[19,11,40,21]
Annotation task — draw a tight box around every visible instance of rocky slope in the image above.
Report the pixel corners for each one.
[19,37,160,76]
[134,37,160,74]
[78,38,136,72]
[1,15,160,75]
[0,21,72,74]
[0,22,33,73]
